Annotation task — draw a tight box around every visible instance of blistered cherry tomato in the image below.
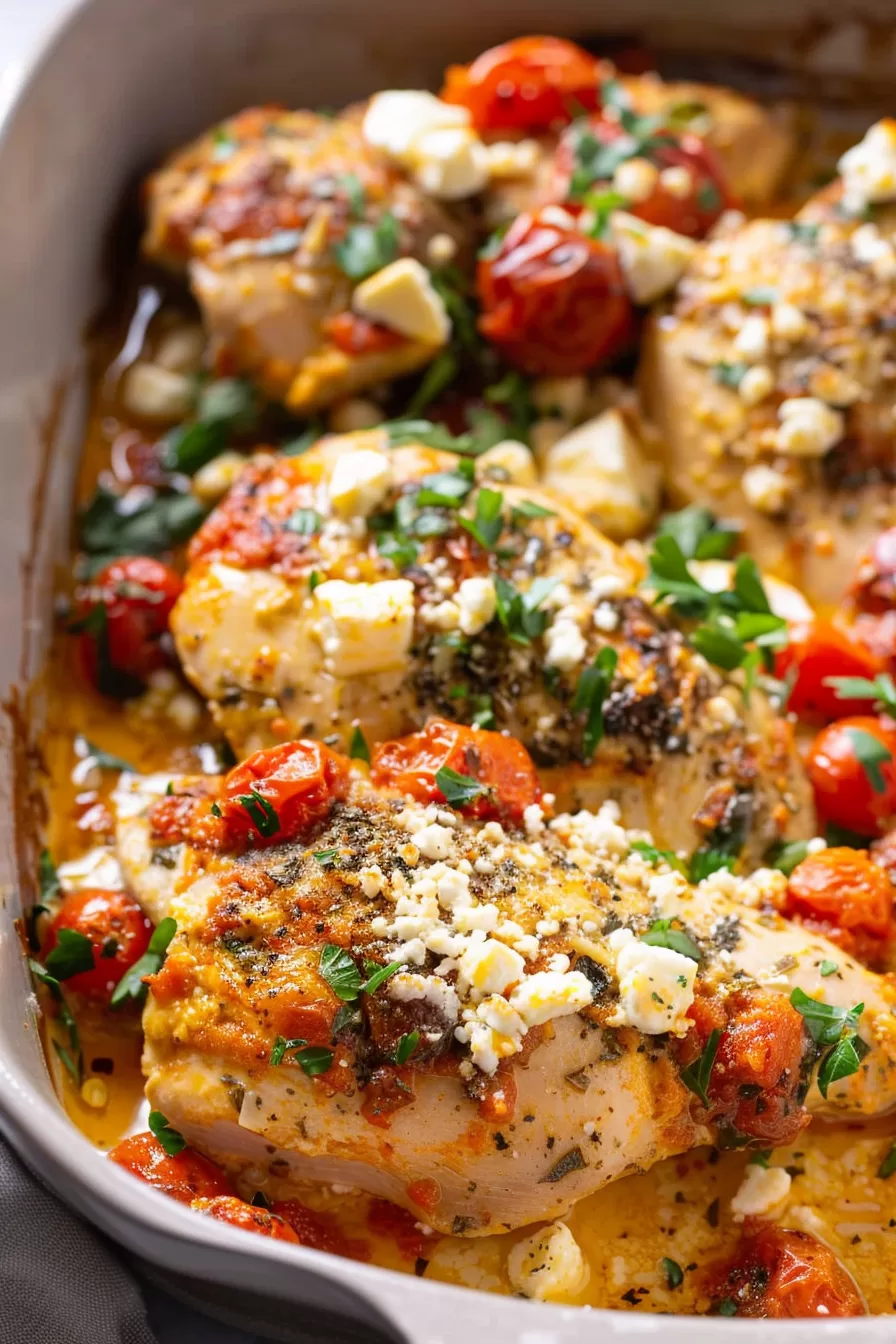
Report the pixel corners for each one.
[851,526,896,612]
[775,618,885,722]
[322,312,405,356]
[440,36,606,133]
[807,714,896,836]
[553,117,731,237]
[192,1195,300,1242]
[220,740,352,846]
[271,1199,367,1259]
[43,888,152,1001]
[477,209,633,375]
[75,556,183,693]
[706,1226,865,1318]
[371,717,540,823]
[109,1132,235,1204]
[705,990,808,1146]
[780,848,894,968]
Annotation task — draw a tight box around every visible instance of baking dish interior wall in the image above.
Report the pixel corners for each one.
[0,0,888,1101]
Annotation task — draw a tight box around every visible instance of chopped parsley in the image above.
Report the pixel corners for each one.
[680,1027,722,1106]
[844,727,892,794]
[712,360,748,389]
[148,1109,186,1157]
[789,988,868,1098]
[348,726,370,764]
[28,960,82,1084]
[435,766,488,807]
[629,840,686,875]
[878,1139,896,1179]
[405,350,459,417]
[494,575,559,646]
[27,849,60,951]
[79,483,207,561]
[45,929,95,981]
[340,171,366,219]
[161,377,256,476]
[657,505,738,561]
[572,646,618,762]
[313,847,339,867]
[333,211,399,279]
[110,916,177,1008]
[319,945,363,1001]
[269,1036,334,1076]
[689,847,735,884]
[641,918,700,962]
[395,1030,420,1065]
[820,960,839,978]
[741,286,778,306]
[459,487,504,550]
[662,1257,684,1290]
[284,508,321,536]
[361,960,403,996]
[767,839,810,877]
[236,790,280,839]
[824,672,896,718]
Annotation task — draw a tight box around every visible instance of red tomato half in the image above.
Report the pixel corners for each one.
[441,36,606,133]
[220,739,352,846]
[43,888,152,1001]
[705,1226,865,1318]
[477,209,634,375]
[807,714,896,836]
[75,556,183,693]
[109,1132,235,1204]
[775,618,885,722]
[780,848,894,969]
[371,718,540,823]
[192,1195,300,1242]
[553,116,732,238]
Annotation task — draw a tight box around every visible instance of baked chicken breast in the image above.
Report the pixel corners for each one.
[113,747,896,1237]
[170,429,812,862]
[641,122,896,607]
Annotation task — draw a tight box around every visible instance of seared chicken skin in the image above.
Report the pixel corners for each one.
[142,106,469,412]
[641,125,896,608]
[113,748,896,1237]
[170,430,812,862]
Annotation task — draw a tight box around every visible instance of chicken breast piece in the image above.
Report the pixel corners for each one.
[640,170,896,607]
[170,430,812,863]
[142,106,469,412]
[114,763,896,1236]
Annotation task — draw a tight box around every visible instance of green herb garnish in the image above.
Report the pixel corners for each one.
[334,212,399,279]
[572,646,618,762]
[435,766,488,807]
[395,1030,420,1065]
[148,1109,186,1157]
[349,726,370,764]
[110,916,177,1008]
[236,790,280,839]
[641,919,700,961]
[680,1028,722,1107]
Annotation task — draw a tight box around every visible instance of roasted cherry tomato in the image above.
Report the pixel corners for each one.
[441,36,606,133]
[706,1226,865,1318]
[775,618,885,722]
[220,740,352,846]
[779,848,894,969]
[807,714,896,836]
[109,1132,235,1204]
[851,526,896,612]
[74,556,183,694]
[271,1199,367,1259]
[43,888,152,1001]
[553,117,731,237]
[371,718,540,823]
[477,209,633,375]
[191,1195,300,1242]
[322,311,405,356]
[706,990,809,1146]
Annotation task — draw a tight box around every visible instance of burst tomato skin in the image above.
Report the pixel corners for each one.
[75,556,183,692]
[371,718,540,823]
[807,714,896,836]
[553,117,731,237]
[780,848,894,968]
[322,311,405,356]
[191,1195,300,1242]
[775,618,886,722]
[109,1132,235,1204]
[477,209,634,376]
[440,36,606,133]
[43,888,152,1001]
[706,1226,865,1318]
[220,740,352,846]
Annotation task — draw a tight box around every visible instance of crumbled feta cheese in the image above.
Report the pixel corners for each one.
[426,232,458,266]
[731,1164,792,1223]
[608,927,696,1035]
[483,139,540,178]
[328,449,393,518]
[411,126,489,200]
[613,156,659,205]
[658,165,692,199]
[850,222,896,278]
[414,823,454,861]
[421,599,461,631]
[313,578,415,676]
[544,611,587,672]
[359,865,385,898]
[456,576,497,636]
[738,364,775,407]
[388,972,460,1023]
[506,1222,590,1301]
[733,314,770,363]
[838,118,896,207]
[523,803,545,837]
[474,440,537,486]
[770,302,808,343]
[362,90,470,159]
[509,969,593,1027]
[57,847,125,891]
[701,693,739,732]
[593,602,619,632]
[609,211,697,304]
[353,258,450,345]
[775,397,844,457]
[742,463,791,514]
[458,939,526,997]
[454,902,500,933]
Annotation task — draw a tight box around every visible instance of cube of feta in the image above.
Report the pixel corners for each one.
[362,90,470,160]
[541,407,661,541]
[775,397,844,457]
[456,576,497,636]
[353,258,450,346]
[509,970,593,1027]
[608,928,696,1035]
[507,1222,590,1301]
[313,578,414,677]
[328,449,393,518]
[839,119,896,207]
[411,126,489,200]
[458,938,526,997]
[609,211,697,304]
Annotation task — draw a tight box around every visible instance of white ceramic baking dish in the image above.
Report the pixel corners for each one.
[0,0,893,1338]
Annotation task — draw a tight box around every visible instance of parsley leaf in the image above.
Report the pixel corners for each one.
[395,1030,420,1065]
[75,736,134,772]
[269,1037,334,1075]
[824,672,896,718]
[657,505,738,561]
[790,989,867,1098]
[45,929,95,981]
[820,959,839,977]
[680,1028,722,1107]
[459,487,504,550]
[405,350,459,418]
[878,1139,896,1179]
[361,960,403,995]
[340,172,366,219]
[270,1035,306,1066]
[313,847,339,867]
[110,916,177,1008]
[641,918,700,961]
[494,575,559,645]
[435,766,488,807]
[319,945,363,1001]
[161,378,256,476]
[79,484,207,560]
[333,212,399,279]
[348,726,370,764]
[689,848,735,883]
[712,361,748,389]
[629,840,686,875]
[767,839,810,877]
[148,1110,186,1157]
[572,646,618,762]
[662,1257,684,1290]
[236,790,280,839]
[845,727,892,794]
